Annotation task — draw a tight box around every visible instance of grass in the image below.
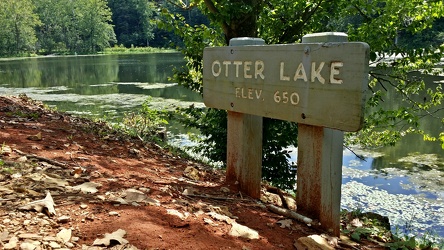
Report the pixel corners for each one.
[102,44,177,54]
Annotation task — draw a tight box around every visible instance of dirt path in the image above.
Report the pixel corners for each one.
[0,95,377,249]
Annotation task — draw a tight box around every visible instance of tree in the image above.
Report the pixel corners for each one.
[0,0,40,56]
[33,0,68,53]
[160,0,444,189]
[108,0,156,47]
[75,0,116,53]
[32,0,116,54]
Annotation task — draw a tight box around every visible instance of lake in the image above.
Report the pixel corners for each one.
[0,53,443,243]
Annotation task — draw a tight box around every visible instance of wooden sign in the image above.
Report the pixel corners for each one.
[203,42,369,132]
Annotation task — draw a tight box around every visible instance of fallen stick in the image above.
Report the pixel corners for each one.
[13,149,67,168]
[266,204,320,226]
[185,194,235,201]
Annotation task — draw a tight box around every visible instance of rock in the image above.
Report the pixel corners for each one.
[183,166,199,181]
[229,222,259,240]
[260,191,282,206]
[0,230,9,242]
[18,233,43,240]
[17,156,28,162]
[3,236,18,249]
[79,204,88,209]
[182,188,195,196]
[109,211,120,216]
[208,205,235,218]
[57,215,71,223]
[19,242,37,250]
[207,212,234,224]
[122,189,148,203]
[49,241,61,249]
[294,235,335,250]
[145,197,160,206]
[56,228,72,243]
[282,195,297,210]
[203,218,218,226]
[167,209,189,220]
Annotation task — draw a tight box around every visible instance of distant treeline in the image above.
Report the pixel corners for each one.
[0,0,207,57]
[0,0,442,57]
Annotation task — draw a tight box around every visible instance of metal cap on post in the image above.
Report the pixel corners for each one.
[229,37,265,46]
[302,32,348,43]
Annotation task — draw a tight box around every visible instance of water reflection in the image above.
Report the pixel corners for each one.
[0,53,202,118]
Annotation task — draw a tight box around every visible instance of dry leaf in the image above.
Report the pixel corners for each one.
[276,219,293,229]
[19,191,56,216]
[73,182,101,194]
[351,218,363,227]
[27,132,42,141]
[92,229,128,247]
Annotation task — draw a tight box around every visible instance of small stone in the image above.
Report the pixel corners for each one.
[18,233,43,240]
[56,228,72,243]
[49,241,61,249]
[79,204,88,209]
[139,187,150,193]
[229,222,259,239]
[183,166,199,181]
[65,242,75,248]
[19,242,37,250]
[17,156,28,162]
[109,211,119,216]
[3,236,18,249]
[57,215,71,223]
[43,236,58,242]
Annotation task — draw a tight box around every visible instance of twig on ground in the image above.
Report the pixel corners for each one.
[13,149,68,168]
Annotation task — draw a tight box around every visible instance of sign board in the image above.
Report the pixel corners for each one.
[203,42,369,132]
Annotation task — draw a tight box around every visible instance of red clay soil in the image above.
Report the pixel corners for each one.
[0,95,376,249]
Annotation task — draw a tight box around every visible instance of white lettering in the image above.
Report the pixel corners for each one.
[255,89,262,99]
[244,61,252,79]
[280,62,290,81]
[290,92,300,105]
[223,61,231,77]
[255,61,265,79]
[235,87,263,100]
[234,61,242,78]
[211,60,221,77]
[311,62,325,84]
[330,62,343,84]
[293,63,307,82]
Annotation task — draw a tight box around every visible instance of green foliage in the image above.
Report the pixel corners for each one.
[108,0,156,47]
[334,0,444,148]
[114,98,169,143]
[0,0,41,56]
[0,0,116,56]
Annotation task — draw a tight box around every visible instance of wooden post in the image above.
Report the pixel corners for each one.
[296,32,348,236]
[226,37,265,199]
